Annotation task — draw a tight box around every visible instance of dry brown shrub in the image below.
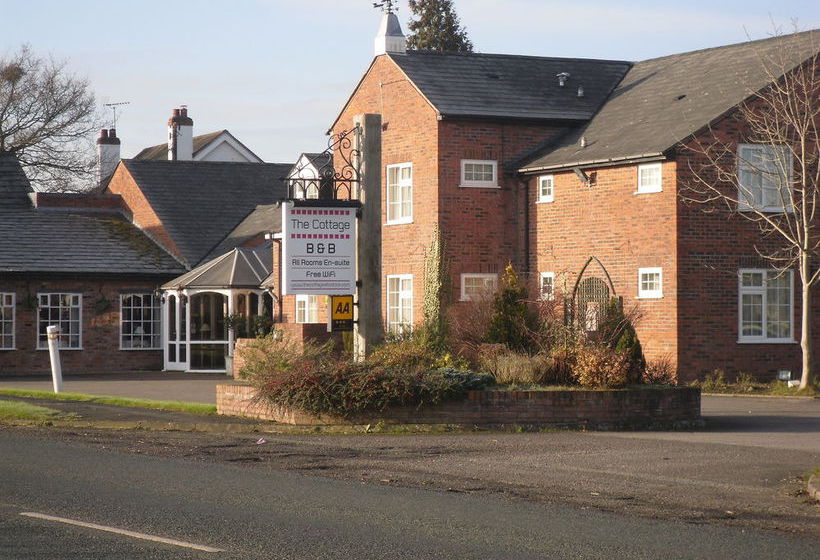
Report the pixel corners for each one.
[642,355,677,385]
[479,349,555,385]
[573,344,630,388]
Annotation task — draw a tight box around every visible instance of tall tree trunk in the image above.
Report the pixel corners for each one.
[799,255,812,390]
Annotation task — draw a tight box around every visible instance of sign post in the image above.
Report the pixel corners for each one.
[46,325,63,393]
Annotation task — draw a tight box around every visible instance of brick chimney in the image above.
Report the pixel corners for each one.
[96,128,121,186]
[167,107,194,161]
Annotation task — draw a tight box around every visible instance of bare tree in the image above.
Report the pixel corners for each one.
[0,45,98,191]
[681,30,818,390]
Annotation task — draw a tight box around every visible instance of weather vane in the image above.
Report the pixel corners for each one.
[104,101,130,129]
[373,0,397,13]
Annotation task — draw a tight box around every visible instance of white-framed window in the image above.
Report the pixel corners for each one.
[295,294,319,323]
[460,273,498,301]
[387,275,413,333]
[386,162,413,224]
[738,144,793,212]
[537,175,554,203]
[636,163,662,194]
[637,268,663,299]
[0,293,15,350]
[739,269,793,343]
[539,272,555,300]
[460,159,498,188]
[120,294,161,350]
[37,293,82,349]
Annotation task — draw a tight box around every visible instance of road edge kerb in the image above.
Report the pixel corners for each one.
[701,392,818,399]
[809,476,820,501]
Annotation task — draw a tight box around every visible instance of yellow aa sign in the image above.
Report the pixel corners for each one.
[330,295,354,331]
[332,296,353,320]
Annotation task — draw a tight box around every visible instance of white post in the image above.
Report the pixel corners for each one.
[46,325,63,393]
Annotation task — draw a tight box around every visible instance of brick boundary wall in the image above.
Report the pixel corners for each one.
[217,384,702,430]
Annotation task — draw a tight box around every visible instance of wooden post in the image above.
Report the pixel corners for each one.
[353,113,383,360]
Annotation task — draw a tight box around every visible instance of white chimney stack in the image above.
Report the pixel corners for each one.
[374,11,406,56]
[167,107,193,161]
[96,128,121,186]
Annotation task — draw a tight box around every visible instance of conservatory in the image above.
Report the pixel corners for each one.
[160,247,274,373]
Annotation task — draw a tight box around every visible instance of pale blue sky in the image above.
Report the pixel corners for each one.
[2,0,818,162]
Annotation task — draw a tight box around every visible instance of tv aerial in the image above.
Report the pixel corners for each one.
[104,101,130,129]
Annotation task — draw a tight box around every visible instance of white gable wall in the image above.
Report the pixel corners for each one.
[194,133,264,163]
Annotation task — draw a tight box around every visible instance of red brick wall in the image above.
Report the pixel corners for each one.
[331,56,571,326]
[217,384,702,429]
[676,117,820,381]
[107,164,183,263]
[529,161,680,371]
[438,121,567,303]
[333,56,441,326]
[0,277,168,375]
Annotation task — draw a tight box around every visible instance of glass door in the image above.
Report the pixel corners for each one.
[164,294,188,371]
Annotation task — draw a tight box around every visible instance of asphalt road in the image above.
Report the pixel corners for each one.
[1,430,818,560]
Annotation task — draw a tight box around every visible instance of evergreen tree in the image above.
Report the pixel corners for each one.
[406,0,474,53]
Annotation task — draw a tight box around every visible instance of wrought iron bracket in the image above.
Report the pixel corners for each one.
[281,126,361,202]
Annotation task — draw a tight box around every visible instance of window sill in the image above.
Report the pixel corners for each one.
[459,184,500,189]
[535,199,554,204]
[737,339,796,344]
[385,219,413,226]
[636,295,663,299]
[0,348,17,351]
[37,347,83,351]
[120,347,162,351]
[738,206,792,214]
[633,189,662,195]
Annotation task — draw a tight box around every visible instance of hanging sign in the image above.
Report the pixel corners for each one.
[329,295,354,332]
[281,202,356,295]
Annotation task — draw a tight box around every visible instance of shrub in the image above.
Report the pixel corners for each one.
[243,333,487,418]
[548,344,577,385]
[731,372,763,392]
[237,332,333,382]
[573,344,630,388]
[693,369,728,392]
[596,299,645,381]
[479,349,555,385]
[486,264,539,352]
[642,355,676,385]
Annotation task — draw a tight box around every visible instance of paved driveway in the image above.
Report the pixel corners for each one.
[0,372,231,404]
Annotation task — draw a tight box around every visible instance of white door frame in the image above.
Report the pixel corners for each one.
[163,291,189,371]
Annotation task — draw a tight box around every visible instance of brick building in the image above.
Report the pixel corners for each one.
[285,13,818,382]
[0,143,290,375]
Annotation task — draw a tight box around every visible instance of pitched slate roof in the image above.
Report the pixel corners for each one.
[0,151,34,208]
[0,151,183,275]
[520,30,820,172]
[162,246,271,290]
[0,209,185,275]
[134,130,262,162]
[387,51,631,121]
[120,160,290,268]
[204,203,280,261]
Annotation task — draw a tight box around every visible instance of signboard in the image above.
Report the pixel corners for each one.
[329,295,354,332]
[281,202,356,295]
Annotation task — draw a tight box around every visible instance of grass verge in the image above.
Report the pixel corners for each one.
[0,388,216,415]
[0,399,63,421]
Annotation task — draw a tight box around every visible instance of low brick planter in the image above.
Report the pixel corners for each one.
[217,384,702,430]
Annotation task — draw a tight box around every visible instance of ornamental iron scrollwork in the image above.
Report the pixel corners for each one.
[283,126,360,202]
[567,256,617,333]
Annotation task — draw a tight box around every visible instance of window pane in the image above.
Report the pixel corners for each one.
[741,272,763,287]
[741,293,763,336]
